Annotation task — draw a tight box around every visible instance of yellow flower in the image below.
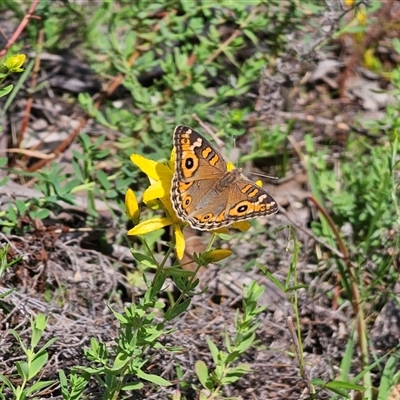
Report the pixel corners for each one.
[2,53,25,73]
[127,149,250,260]
[356,9,367,26]
[125,188,140,224]
[127,153,186,259]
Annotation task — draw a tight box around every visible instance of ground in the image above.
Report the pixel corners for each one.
[0,2,399,400]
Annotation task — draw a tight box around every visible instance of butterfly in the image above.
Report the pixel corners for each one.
[170,125,278,231]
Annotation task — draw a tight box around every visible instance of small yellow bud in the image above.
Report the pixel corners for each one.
[202,249,232,263]
[125,188,140,224]
[2,53,26,72]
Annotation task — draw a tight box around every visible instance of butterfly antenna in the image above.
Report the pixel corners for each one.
[232,135,239,168]
[250,171,279,181]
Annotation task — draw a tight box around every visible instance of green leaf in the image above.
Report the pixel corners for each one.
[192,82,214,97]
[93,149,110,160]
[15,199,27,216]
[377,350,400,399]
[25,380,54,395]
[206,337,220,364]
[132,252,157,268]
[72,158,85,182]
[6,204,17,224]
[15,361,29,380]
[96,170,111,190]
[36,337,58,351]
[122,382,144,390]
[164,298,191,321]
[112,351,130,371]
[257,264,286,292]
[14,386,26,400]
[30,208,50,220]
[234,332,255,354]
[0,84,13,98]
[9,329,26,352]
[29,351,48,379]
[166,268,195,279]
[0,373,13,389]
[136,370,171,386]
[0,287,15,299]
[150,270,167,298]
[31,314,47,347]
[195,360,212,390]
[325,380,364,391]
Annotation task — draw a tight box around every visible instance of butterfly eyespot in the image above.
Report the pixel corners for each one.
[202,213,213,221]
[185,158,194,169]
[183,196,191,206]
[237,205,248,213]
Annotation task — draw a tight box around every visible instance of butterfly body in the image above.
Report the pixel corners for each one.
[171,125,278,231]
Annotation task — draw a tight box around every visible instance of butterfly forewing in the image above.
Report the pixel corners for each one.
[171,125,278,230]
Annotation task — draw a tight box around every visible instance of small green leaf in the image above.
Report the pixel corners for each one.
[167,268,195,279]
[377,351,400,399]
[195,360,212,390]
[6,204,17,224]
[30,208,50,220]
[122,382,144,390]
[150,270,167,297]
[25,380,54,395]
[132,252,157,268]
[136,370,171,386]
[31,314,47,346]
[0,84,13,98]
[192,82,214,97]
[15,199,27,216]
[72,158,85,182]
[15,361,29,380]
[206,337,220,364]
[165,299,191,320]
[0,373,13,388]
[112,351,129,371]
[311,378,325,386]
[29,351,48,379]
[96,170,111,190]
[325,380,364,391]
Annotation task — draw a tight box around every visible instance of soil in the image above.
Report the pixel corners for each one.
[1,2,400,400]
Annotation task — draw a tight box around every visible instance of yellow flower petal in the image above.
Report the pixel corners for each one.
[170,146,176,165]
[127,217,172,236]
[202,249,232,263]
[128,150,186,255]
[131,153,172,182]
[174,224,185,260]
[255,180,263,187]
[157,163,173,183]
[131,153,158,179]
[142,181,179,223]
[143,181,168,203]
